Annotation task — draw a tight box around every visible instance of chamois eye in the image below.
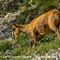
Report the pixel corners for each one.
[44,25,46,28]
[12,28,15,31]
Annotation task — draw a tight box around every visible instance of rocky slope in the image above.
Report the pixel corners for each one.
[0,12,19,40]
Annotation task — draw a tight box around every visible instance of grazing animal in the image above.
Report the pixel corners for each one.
[12,9,60,46]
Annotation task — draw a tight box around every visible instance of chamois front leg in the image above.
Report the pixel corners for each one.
[30,31,38,47]
[14,31,19,39]
[12,31,15,39]
[27,30,39,54]
[12,31,18,40]
[12,29,20,44]
[11,29,17,40]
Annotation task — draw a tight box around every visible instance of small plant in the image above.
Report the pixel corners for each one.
[16,33,30,46]
[0,40,12,52]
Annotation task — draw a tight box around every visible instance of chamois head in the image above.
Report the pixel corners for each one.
[12,24,24,31]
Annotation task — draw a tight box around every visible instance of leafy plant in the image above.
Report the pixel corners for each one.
[0,40,12,52]
[16,33,30,46]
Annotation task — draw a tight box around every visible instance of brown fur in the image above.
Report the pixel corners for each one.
[12,9,60,46]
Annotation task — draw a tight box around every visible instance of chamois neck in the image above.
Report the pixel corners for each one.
[20,24,28,32]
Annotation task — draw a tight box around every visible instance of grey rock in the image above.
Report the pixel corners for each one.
[0,12,19,40]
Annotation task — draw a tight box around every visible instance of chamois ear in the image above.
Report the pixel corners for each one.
[56,6,60,11]
[12,24,17,29]
[12,24,23,28]
[14,24,24,28]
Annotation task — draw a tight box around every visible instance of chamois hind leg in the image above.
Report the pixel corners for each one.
[48,19,60,39]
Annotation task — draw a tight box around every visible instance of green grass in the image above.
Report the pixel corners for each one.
[37,38,60,55]
[0,33,60,55]
[0,40,12,55]
[0,33,60,60]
